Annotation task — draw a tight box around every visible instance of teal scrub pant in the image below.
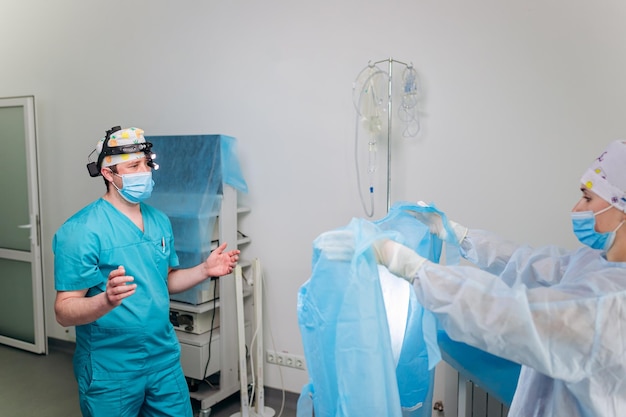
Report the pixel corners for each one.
[78,365,193,417]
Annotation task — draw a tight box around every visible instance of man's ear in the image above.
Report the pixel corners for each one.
[101,168,115,182]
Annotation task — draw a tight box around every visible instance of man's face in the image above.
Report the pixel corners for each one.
[104,156,150,189]
[114,157,151,175]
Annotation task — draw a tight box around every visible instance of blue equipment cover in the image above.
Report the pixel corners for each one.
[146,134,247,304]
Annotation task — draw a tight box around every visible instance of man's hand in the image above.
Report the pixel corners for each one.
[55,266,136,327]
[106,266,137,307]
[203,243,240,277]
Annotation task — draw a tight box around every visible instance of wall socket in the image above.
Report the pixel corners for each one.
[266,350,306,370]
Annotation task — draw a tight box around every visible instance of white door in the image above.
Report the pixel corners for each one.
[0,96,46,354]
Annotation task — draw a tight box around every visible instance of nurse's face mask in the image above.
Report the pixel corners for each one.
[571,205,624,250]
[110,171,154,204]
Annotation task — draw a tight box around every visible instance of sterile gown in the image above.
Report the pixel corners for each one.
[414,228,626,417]
[53,198,192,417]
[297,202,456,417]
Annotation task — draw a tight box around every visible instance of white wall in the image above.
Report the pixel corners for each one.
[2,0,626,396]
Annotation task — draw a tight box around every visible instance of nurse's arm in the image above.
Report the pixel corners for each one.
[54,266,136,327]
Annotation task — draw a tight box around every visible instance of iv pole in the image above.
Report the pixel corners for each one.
[370,57,412,213]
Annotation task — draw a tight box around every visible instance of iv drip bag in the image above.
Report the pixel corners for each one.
[353,65,389,135]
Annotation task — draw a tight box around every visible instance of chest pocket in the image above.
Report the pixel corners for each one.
[152,235,173,280]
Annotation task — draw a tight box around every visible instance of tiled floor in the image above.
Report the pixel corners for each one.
[0,339,297,417]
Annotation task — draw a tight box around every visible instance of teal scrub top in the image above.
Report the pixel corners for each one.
[53,198,181,379]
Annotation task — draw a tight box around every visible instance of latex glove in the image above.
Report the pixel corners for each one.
[317,230,355,262]
[411,201,468,244]
[373,239,427,283]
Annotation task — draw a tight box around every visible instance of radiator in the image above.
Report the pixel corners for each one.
[431,359,514,417]
[459,379,510,417]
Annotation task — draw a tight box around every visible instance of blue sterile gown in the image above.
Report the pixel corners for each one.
[297,202,453,417]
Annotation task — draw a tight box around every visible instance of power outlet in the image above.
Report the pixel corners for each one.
[266,349,306,370]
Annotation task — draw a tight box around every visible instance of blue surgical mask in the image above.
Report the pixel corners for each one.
[112,171,154,204]
[571,205,623,250]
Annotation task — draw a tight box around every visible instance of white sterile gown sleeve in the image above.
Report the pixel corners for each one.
[412,229,626,417]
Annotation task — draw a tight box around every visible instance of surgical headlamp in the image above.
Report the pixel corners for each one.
[86,125,159,177]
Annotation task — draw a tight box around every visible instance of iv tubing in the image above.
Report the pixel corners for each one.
[353,65,388,218]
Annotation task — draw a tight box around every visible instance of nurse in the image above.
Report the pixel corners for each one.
[374,140,626,417]
[53,126,240,417]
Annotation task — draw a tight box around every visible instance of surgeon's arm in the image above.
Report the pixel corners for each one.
[459,229,525,275]
[404,202,520,275]
[414,262,600,382]
[54,266,136,327]
[461,229,571,287]
[375,239,598,381]
[168,243,239,294]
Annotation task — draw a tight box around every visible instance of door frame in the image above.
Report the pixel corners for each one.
[0,96,46,354]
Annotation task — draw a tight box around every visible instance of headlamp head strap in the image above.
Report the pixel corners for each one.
[86,126,156,177]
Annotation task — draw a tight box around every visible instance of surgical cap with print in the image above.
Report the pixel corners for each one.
[580,140,626,212]
[96,127,147,168]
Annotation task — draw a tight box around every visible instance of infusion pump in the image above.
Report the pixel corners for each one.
[169,308,219,335]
